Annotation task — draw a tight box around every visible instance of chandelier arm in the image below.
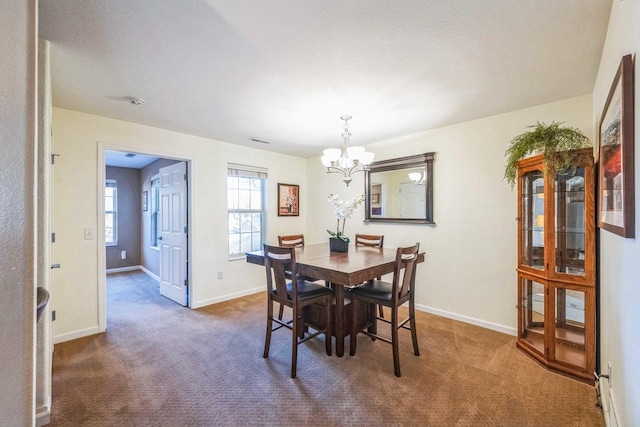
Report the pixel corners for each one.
[325,166,348,177]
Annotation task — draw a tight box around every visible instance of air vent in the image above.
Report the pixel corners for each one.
[127,96,145,106]
[250,138,271,144]
[125,153,137,158]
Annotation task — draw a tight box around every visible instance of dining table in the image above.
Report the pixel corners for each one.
[246,242,424,357]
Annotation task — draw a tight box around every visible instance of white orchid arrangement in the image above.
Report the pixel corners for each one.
[327,194,365,242]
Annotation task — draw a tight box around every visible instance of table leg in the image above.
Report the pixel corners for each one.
[334,284,345,357]
[367,302,377,337]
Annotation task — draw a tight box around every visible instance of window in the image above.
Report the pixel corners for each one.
[150,176,160,247]
[227,164,267,259]
[105,179,117,246]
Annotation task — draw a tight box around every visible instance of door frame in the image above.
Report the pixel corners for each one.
[97,142,194,332]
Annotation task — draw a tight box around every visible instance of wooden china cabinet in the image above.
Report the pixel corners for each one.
[516,148,596,384]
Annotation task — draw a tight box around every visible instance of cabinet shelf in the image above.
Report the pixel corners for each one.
[516,149,595,384]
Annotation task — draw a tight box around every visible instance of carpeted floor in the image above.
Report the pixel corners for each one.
[50,270,604,426]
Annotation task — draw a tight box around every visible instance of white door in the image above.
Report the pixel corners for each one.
[398,182,426,218]
[159,161,188,306]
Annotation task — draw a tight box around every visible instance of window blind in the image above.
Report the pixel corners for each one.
[227,163,268,179]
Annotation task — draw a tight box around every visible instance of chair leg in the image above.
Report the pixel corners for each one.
[350,296,357,356]
[263,300,273,358]
[325,296,332,356]
[409,298,420,357]
[378,304,384,318]
[391,306,401,377]
[291,307,298,379]
[278,303,284,320]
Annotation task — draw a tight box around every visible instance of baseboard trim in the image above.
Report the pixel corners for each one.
[415,303,516,336]
[106,265,140,274]
[599,379,610,427]
[192,286,263,309]
[53,325,101,344]
[36,403,51,427]
[139,265,160,281]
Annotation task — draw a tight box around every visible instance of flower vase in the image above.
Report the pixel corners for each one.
[329,237,349,253]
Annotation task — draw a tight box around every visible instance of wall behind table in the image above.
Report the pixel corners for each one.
[307,95,593,333]
[106,166,141,269]
[591,1,640,425]
[52,108,308,340]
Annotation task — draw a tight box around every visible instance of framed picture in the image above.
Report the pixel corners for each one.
[598,54,635,238]
[371,193,380,204]
[142,191,148,211]
[278,183,299,216]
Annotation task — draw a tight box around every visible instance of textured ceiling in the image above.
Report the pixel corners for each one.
[39,0,612,158]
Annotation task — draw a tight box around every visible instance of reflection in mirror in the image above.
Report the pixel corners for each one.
[364,153,434,224]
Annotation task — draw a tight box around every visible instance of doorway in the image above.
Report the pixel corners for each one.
[99,145,192,332]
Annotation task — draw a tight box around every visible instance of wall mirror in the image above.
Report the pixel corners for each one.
[364,152,434,224]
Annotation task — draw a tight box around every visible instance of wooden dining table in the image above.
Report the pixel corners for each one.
[246,243,424,357]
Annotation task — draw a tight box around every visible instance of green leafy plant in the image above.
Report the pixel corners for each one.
[504,121,591,188]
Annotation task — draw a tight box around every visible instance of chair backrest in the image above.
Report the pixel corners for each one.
[278,234,305,247]
[391,243,420,301]
[263,244,299,300]
[355,234,384,247]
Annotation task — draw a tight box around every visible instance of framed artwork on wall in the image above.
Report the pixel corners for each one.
[278,183,299,216]
[598,54,635,238]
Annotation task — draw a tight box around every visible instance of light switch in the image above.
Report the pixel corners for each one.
[84,228,95,240]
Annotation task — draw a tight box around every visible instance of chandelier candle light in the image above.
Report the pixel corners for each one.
[321,115,375,186]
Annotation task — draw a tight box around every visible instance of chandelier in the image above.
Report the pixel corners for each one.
[321,115,374,186]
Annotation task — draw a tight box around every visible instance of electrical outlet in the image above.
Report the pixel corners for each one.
[217,271,223,280]
[121,250,126,260]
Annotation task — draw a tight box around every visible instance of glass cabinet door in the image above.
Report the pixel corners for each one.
[519,277,545,355]
[554,168,586,276]
[552,285,587,369]
[521,170,545,270]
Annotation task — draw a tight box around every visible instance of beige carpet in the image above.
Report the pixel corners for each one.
[50,270,604,426]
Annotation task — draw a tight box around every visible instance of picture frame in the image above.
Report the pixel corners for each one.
[371,193,380,204]
[278,183,299,216]
[142,190,148,212]
[598,54,635,238]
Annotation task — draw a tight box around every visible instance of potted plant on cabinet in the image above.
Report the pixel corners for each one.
[504,121,592,188]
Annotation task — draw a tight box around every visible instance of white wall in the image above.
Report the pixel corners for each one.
[51,108,308,340]
[307,95,593,332]
[592,1,640,425]
[0,0,36,424]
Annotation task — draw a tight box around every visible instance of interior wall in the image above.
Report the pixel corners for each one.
[51,107,308,341]
[105,166,142,269]
[140,158,180,276]
[36,37,53,424]
[0,0,36,424]
[307,95,593,333]
[591,1,640,425]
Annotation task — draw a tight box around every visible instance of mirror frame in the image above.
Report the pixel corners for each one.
[364,152,435,224]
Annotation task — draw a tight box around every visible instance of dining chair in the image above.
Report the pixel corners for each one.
[349,243,421,377]
[355,234,385,318]
[277,234,306,319]
[262,244,333,378]
[278,234,305,247]
[354,234,384,247]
